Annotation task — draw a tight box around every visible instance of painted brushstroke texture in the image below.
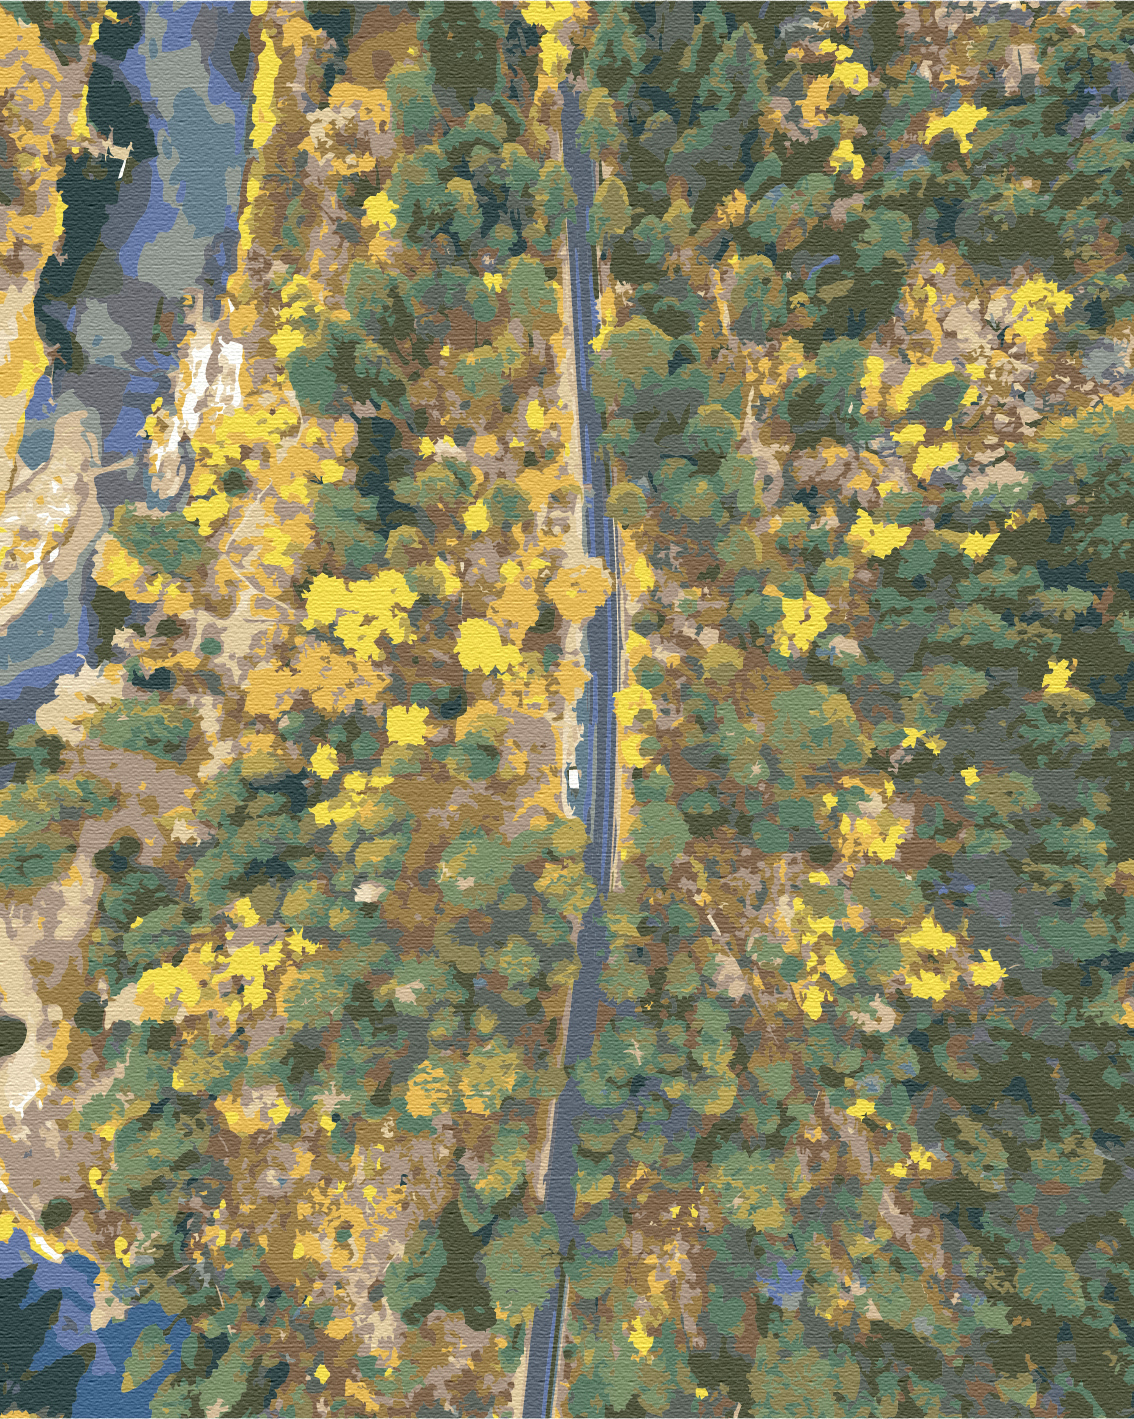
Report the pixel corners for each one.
[1,5,1133,1418]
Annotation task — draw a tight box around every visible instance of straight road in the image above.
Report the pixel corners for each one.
[522,80,623,1418]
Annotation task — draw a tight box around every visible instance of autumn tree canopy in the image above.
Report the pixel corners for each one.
[1,4,1133,1417]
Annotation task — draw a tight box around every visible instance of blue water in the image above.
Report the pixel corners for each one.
[0,1236,188,1415]
[2,0,249,723]
[3,5,250,1411]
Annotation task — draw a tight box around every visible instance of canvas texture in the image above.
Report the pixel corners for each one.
[1,3,1133,1416]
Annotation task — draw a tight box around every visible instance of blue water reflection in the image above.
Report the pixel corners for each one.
[0,1236,187,1416]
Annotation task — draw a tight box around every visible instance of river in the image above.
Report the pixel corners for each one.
[0,4,249,1411]
[1,1,249,719]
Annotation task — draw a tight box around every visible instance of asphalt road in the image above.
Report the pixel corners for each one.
[522,80,623,1418]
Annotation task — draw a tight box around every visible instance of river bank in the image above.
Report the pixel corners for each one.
[1,5,250,1408]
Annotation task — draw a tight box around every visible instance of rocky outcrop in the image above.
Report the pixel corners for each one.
[0,409,120,634]
[150,288,244,501]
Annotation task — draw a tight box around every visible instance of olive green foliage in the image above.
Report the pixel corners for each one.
[558,4,1134,1416]
[9,4,1134,1416]
[6,6,580,1416]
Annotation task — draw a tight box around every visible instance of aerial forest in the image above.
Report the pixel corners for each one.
[1,2,1133,1416]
